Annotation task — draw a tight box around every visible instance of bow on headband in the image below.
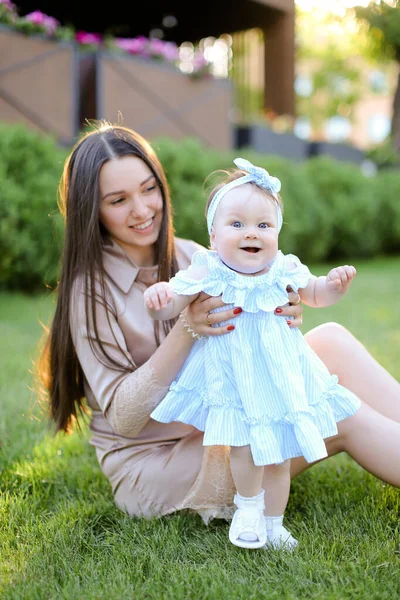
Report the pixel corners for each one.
[206,157,283,234]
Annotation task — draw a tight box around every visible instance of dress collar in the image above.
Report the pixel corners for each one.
[209,250,284,284]
[102,238,158,293]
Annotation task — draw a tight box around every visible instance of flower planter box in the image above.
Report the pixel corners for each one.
[236,124,309,161]
[96,51,234,149]
[0,26,81,146]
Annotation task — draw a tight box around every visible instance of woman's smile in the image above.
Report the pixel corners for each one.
[130,216,155,233]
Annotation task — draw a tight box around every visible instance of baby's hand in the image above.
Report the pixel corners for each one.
[326,265,357,294]
[144,282,174,311]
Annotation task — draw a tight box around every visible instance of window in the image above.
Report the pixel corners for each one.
[368,114,391,143]
[368,70,388,94]
[324,116,351,142]
[294,117,312,140]
[295,74,313,97]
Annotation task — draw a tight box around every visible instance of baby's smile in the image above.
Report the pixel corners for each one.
[241,247,261,253]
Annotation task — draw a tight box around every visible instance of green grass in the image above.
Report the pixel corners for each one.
[1,257,400,599]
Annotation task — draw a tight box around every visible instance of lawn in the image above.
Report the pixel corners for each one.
[1,256,399,599]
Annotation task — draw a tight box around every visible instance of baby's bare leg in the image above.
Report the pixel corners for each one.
[230,445,264,496]
[262,460,291,516]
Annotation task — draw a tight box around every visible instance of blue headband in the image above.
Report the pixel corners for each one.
[206,157,282,235]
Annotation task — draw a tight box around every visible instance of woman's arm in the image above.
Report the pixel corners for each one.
[106,317,199,436]
[70,282,241,437]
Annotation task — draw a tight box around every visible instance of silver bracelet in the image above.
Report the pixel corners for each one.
[179,310,204,340]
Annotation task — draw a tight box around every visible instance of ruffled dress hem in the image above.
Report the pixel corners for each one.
[151,377,360,466]
[150,249,361,467]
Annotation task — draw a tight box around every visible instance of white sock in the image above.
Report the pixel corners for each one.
[264,515,298,550]
[235,490,265,504]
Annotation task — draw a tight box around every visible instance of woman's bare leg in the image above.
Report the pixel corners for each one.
[305,322,400,421]
[291,403,400,486]
[291,323,400,484]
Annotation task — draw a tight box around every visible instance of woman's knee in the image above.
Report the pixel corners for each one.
[305,322,351,352]
[333,402,367,450]
[305,322,357,375]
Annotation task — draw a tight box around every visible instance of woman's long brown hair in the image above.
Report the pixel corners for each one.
[38,123,178,434]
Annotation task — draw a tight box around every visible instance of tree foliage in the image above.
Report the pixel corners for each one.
[354,1,400,61]
[354,1,400,153]
[295,7,364,135]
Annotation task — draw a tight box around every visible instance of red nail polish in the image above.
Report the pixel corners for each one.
[227,325,235,331]
[233,307,242,314]
[275,308,283,314]
[287,320,291,325]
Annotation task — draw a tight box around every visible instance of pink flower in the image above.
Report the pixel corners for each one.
[75,31,102,46]
[148,39,179,62]
[24,10,60,34]
[160,42,179,62]
[0,0,16,10]
[114,36,148,55]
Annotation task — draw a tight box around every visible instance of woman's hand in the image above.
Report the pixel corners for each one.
[182,284,304,337]
[274,286,303,328]
[184,292,242,337]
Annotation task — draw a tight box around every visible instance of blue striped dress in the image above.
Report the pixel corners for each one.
[150,250,361,466]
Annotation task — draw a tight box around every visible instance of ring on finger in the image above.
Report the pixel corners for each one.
[205,312,212,326]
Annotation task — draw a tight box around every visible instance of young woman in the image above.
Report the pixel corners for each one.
[40,122,400,533]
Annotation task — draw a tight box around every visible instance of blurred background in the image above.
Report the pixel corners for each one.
[1,6,399,597]
[1,0,400,294]
[1,0,399,166]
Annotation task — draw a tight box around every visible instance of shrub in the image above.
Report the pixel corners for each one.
[0,123,67,291]
[375,169,400,254]
[155,137,228,247]
[303,157,380,260]
[156,141,335,262]
[0,122,399,292]
[366,138,400,171]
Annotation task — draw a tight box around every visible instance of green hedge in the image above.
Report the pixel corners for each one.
[1,123,399,292]
[156,137,400,262]
[0,123,68,291]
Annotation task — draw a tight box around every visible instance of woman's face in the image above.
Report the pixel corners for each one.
[99,156,163,266]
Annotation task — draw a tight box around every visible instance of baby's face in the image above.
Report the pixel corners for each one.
[210,183,279,275]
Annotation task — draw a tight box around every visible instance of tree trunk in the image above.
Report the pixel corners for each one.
[391,63,400,153]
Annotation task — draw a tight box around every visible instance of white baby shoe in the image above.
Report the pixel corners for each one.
[264,515,298,551]
[229,490,267,549]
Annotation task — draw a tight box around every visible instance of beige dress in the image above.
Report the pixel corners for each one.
[70,237,235,523]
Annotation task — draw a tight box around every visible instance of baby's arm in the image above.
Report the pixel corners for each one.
[144,282,198,320]
[299,265,357,308]
[144,265,208,320]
